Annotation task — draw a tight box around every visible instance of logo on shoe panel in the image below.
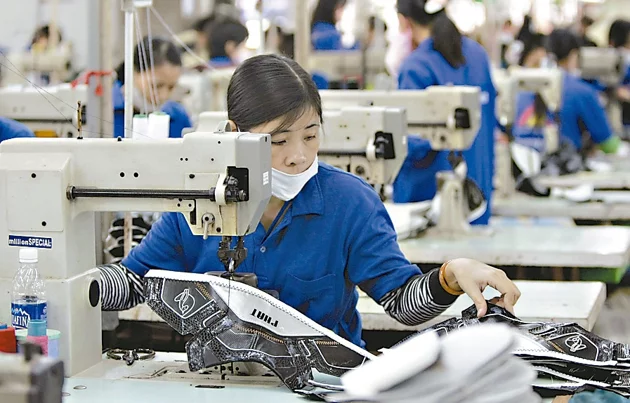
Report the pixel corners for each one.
[251,308,279,327]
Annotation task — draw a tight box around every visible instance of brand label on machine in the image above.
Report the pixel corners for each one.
[8,235,53,249]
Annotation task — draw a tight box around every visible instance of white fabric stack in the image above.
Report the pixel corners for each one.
[325,324,540,403]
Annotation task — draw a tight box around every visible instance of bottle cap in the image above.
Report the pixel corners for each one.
[19,248,38,263]
[27,319,46,337]
[0,323,7,330]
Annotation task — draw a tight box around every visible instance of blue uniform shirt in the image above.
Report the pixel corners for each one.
[559,73,613,150]
[0,117,35,143]
[123,163,421,347]
[112,80,193,139]
[311,22,359,51]
[394,37,497,225]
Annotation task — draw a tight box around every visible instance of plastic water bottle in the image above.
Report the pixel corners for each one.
[11,248,47,330]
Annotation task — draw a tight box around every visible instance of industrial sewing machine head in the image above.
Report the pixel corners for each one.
[308,49,388,89]
[493,67,563,198]
[0,43,73,87]
[494,66,563,153]
[0,83,88,138]
[0,123,271,375]
[317,106,407,198]
[319,87,483,236]
[579,47,624,87]
[174,69,235,124]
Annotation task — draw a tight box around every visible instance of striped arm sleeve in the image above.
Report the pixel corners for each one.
[99,263,145,311]
[379,268,459,326]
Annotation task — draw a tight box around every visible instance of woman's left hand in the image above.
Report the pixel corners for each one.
[442,258,521,318]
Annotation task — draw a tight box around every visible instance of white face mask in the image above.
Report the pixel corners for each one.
[271,156,319,201]
[385,29,412,78]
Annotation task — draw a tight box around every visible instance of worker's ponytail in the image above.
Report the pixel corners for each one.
[430,12,465,68]
[405,0,466,68]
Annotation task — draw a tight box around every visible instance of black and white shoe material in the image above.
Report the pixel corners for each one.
[144,270,373,390]
[419,303,630,398]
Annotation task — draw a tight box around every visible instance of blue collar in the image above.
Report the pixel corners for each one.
[417,37,434,52]
[313,22,336,31]
[210,56,234,68]
[289,168,325,216]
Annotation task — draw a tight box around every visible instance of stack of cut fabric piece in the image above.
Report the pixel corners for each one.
[418,303,630,399]
[324,323,539,403]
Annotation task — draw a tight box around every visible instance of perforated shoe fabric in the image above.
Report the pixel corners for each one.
[144,270,373,390]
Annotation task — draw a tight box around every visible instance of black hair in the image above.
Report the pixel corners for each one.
[265,26,295,59]
[401,0,465,68]
[368,16,388,32]
[115,36,181,85]
[516,15,533,43]
[311,0,347,28]
[208,21,249,58]
[31,24,62,45]
[227,54,322,133]
[609,19,630,48]
[548,29,580,63]
[193,15,214,32]
[519,33,546,66]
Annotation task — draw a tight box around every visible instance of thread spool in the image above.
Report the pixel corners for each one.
[0,323,17,353]
[132,114,149,140]
[147,112,170,139]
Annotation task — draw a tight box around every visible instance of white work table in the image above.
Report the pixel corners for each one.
[358,281,605,331]
[64,352,560,403]
[537,171,630,190]
[119,281,605,331]
[65,352,309,403]
[398,224,630,271]
[493,193,630,221]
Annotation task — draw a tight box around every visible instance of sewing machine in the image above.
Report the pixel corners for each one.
[579,47,624,87]
[492,67,563,197]
[0,83,88,138]
[493,66,562,148]
[319,87,482,236]
[0,121,272,376]
[0,43,73,86]
[175,69,235,122]
[309,49,388,89]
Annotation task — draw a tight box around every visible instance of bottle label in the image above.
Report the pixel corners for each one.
[11,302,47,329]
